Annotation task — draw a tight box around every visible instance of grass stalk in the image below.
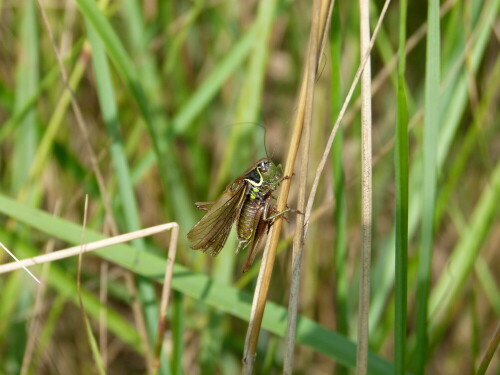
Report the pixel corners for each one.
[215,0,279,192]
[19,204,59,375]
[0,39,84,142]
[435,50,500,225]
[428,156,500,341]
[0,193,399,373]
[330,3,349,374]
[242,2,334,372]
[283,0,322,372]
[414,0,440,372]
[0,223,179,275]
[475,322,500,375]
[0,231,142,350]
[37,0,118,235]
[474,257,500,314]
[394,0,409,373]
[85,14,161,369]
[153,223,179,374]
[99,262,109,370]
[370,0,497,336]
[1,1,498,371]
[76,195,107,375]
[11,0,38,193]
[124,272,154,371]
[356,0,373,373]
[304,0,391,226]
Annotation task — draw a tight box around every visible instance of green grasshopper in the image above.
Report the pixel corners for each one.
[187,158,288,272]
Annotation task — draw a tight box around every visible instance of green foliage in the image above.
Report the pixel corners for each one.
[0,0,498,374]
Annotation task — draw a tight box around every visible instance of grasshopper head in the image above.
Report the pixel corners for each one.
[256,158,283,184]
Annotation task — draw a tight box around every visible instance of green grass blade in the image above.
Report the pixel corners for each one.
[35,295,66,370]
[81,303,107,375]
[11,0,38,193]
[0,228,142,351]
[435,33,500,226]
[414,0,440,372]
[76,0,195,241]
[394,0,408,373]
[171,291,184,375]
[24,54,87,195]
[330,4,349,375]
[86,19,161,359]
[215,0,278,190]
[474,257,500,315]
[370,0,499,336]
[0,194,402,375]
[0,39,84,143]
[209,0,279,282]
[171,25,258,134]
[428,158,500,340]
[86,23,145,241]
[0,272,22,346]
[435,0,497,169]
[474,323,500,375]
[75,0,148,110]
[1,1,499,372]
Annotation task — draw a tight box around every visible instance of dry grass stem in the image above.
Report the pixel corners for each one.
[0,242,41,283]
[38,4,168,363]
[283,0,330,373]
[343,0,456,130]
[153,223,180,374]
[476,322,500,375]
[76,195,89,308]
[0,223,179,275]
[20,203,61,375]
[75,195,106,374]
[99,262,109,370]
[125,272,154,372]
[242,1,333,373]
[242,230,275,369]
[356,0,373,372]
[304,0,392,231]
[1,0,494,373]
[36,0,118,235]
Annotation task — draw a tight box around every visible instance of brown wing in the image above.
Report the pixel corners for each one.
[187,179,249,256]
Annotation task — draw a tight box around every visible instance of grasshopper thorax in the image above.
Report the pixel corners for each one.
[244,158,282,200]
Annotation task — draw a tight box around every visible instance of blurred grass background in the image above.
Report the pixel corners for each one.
[0,0,499,374]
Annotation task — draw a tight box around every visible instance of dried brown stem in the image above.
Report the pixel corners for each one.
[356,0,373,372]
[152,223,180,374]
[242,1,333,373]
[304,0,392,233]
[283,0,330,373]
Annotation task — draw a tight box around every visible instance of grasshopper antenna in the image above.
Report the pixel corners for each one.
[223,121,272,160]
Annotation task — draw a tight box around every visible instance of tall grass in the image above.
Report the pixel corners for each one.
[394,0,409,373]
[0,0,499,374]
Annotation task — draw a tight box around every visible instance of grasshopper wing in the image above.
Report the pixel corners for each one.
[188,179,249,256]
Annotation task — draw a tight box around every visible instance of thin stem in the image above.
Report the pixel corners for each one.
[356,0,373,372]
[283,0,323,372]
[242,1,334,373]
[304,0,392,231]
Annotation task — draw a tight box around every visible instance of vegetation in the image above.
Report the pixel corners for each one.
[0,0,498,374]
